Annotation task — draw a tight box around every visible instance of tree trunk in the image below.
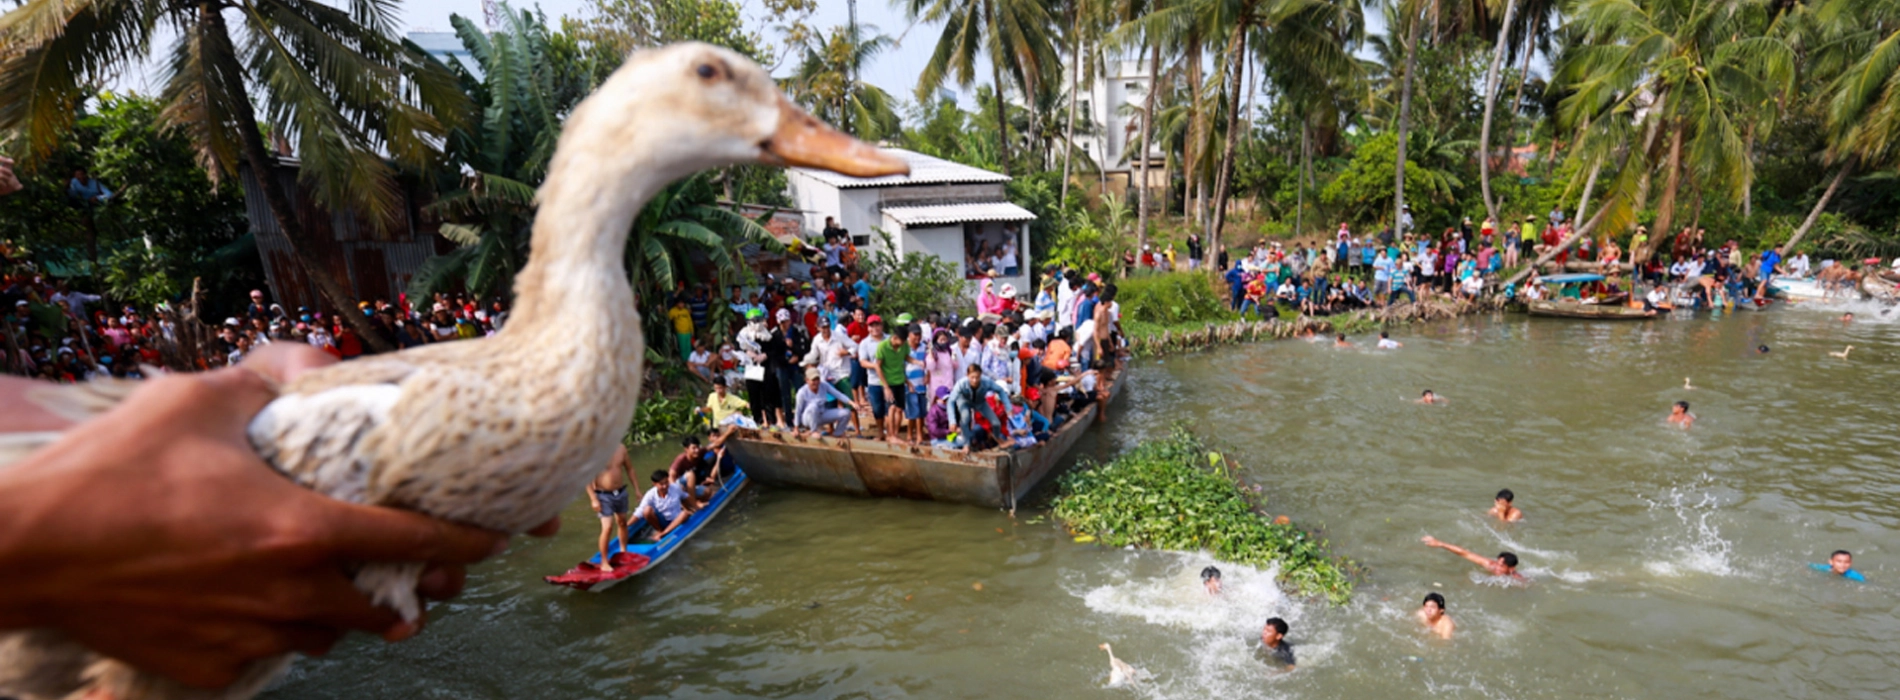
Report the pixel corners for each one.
[1394,1,1424,234]
[1207,22,1248,254]
[1295,117,1309,238]
[1136,43,1160,261]
[1477,0,1519,224]
[1573,154,1600,224]
[1784,161,1853,251]
[1505,157,1606,288]
[1060,12,1082,207]
[1504,13,1538,166]
[1641,123,1685,263]
[202,2,393,353]
[1741,124,1755,218]
[989,7,1014,177]
[1185,36,1203,223]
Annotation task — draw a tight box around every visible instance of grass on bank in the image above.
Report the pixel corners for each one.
[1052,428,1356,605]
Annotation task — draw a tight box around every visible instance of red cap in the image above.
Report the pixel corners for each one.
[866,314,884,325]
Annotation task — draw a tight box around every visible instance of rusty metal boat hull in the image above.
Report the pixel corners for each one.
[727,378,1122,510]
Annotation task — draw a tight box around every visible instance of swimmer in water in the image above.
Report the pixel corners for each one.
[1257,617,1295,670]
[1757,344,1771,354]
[1809,550,1867,582]
[1377,331,1402,349]
[1842,312,1854,324]
[1334,333,1351,348]
[1201,566,1223,595]
[1490,489,1523,522]
[1420,536,1523,581]
[1667,400,1695,428]
[1416,389,1446,405]
[1416,592,1454,639]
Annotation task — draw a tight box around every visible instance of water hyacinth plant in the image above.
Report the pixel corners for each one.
[1053,428,1355,605]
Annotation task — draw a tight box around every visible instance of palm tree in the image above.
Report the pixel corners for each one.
[627,172,782,316]
[0,0,467,351]
[1206,0,1359,249]
[1390,0,1426,237]
[786,25,903,141]
[902,0,1061,176]
[1478,0,1524,224]
[410,8,568,301]
[1557,0,1793,262]
[1784,0,1900,250]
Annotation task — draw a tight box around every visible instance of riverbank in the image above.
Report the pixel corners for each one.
[1124,297,1506,358]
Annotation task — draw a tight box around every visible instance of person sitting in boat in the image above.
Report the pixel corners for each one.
[948,364,1013,453]
[924,386,953,442]
[666,435,714,508]
[1643,286,1667,313]
[793,368,856,438]
[634,470,695,542]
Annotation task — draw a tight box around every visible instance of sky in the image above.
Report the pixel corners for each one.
[108,0,1531,126]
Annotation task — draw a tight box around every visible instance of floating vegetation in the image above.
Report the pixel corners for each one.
[1052,428,1356,605]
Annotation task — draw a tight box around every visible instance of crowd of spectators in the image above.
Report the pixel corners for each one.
[2,244,511,382]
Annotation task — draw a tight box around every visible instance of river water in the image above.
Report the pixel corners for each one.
[266,300,1900,700]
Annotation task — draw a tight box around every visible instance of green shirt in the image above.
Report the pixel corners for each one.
[876,339,908,387]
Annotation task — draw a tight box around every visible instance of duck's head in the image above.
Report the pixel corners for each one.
[561,42,908,184]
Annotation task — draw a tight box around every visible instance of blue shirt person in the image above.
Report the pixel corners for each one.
[1811,550,1866,582]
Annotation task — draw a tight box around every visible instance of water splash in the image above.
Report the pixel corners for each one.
[1078,554,1318,699]
[1641,476,1735,578]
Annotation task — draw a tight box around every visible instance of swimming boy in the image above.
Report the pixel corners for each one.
[1334,333,1352,348]
[1490,489,1523,522]
[1810,550,1867,582]
[1421,536,1523,581]
[1201,566,1223,595]
[1417,389,1446,405]
[1377,331,1402,349]
[1417,592,1454,639]
[1667,400,1695,428]
[1258,617,1295,670]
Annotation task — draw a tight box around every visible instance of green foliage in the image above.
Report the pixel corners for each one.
[1006,170,1065,257]
[861,228,967,318]
[0,93,258,309]
[625,392,700,445]
[1321,131,1470,228]
[1044,210,1129,279]
[1116,272,1235,326]
[1053,428,1355,605]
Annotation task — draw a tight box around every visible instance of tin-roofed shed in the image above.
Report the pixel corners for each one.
[787,148,1034,297]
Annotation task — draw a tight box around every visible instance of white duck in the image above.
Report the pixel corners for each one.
[1683,377,1694,390]
[1830,345,1854,359]
[1099,643,1142,687]
[0,43,905,700]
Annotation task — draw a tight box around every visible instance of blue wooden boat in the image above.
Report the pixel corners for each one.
[544,467,748,592]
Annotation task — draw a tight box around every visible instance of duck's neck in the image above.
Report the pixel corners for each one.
[503,149,654,340]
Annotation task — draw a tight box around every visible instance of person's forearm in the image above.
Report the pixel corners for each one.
[0,454,82,629]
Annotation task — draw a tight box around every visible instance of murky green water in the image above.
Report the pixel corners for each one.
[266,301,1900,699]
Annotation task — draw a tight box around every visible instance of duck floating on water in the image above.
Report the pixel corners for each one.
[1829,345,1854,359]
[1099,643,1143,687]
[0,43,906,700]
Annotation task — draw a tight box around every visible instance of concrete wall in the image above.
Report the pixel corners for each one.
[787,170,841,238]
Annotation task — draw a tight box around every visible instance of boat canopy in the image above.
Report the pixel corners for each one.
[1539,273,1604,285]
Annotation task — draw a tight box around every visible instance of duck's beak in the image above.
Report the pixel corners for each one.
[760,97,908,177]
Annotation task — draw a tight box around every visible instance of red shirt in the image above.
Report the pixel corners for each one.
[845,321,868,342]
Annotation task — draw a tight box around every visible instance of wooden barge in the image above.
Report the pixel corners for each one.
[726,377,1123,511]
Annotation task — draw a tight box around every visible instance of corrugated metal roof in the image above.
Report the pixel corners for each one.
[793,148,1010,189]
[882,202,1037,226]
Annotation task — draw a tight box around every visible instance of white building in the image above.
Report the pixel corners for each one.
[1069,57,1167,200]
[787,148,1036,297]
